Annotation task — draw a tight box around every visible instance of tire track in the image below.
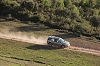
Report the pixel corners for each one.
[0,33,100,56]
[65,46,100,56]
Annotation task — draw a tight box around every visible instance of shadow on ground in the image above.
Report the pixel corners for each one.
[0,17,17,22]
[15,25,49,32]
[26,44,60,50]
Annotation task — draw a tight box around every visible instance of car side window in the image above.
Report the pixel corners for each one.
[58,40,62,43]
[51,39,54,41]
[54,39,59,42]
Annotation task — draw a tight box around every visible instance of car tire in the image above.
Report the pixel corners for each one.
[61,45,65,48]
[48,43,52,46]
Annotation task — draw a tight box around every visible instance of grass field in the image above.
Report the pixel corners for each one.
[0,17,100,66]
[0,38,100,66]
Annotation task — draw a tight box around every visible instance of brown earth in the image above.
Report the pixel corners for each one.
[0,32,100,56]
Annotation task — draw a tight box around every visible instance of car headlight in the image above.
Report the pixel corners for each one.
[66,42,70,46]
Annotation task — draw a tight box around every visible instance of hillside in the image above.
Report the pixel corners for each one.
[0,0,100,39]
[0,17,100,53]
[0,0,100,66]
[0,12,100,66]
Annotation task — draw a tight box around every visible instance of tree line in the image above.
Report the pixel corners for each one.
[0,0,100,38]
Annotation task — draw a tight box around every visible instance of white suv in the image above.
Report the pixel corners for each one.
[47,36,70,48]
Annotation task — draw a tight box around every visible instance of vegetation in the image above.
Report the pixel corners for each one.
[0,0,100,38]
[0,38,100,66]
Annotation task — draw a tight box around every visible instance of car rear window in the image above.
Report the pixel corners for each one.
[48,37,52,40]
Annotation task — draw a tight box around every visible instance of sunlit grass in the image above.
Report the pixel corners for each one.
[0,18,100,66]
[0,38,100,66]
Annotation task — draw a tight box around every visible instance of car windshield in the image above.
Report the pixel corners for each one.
[58,38,65,43]
[60,38,65,42]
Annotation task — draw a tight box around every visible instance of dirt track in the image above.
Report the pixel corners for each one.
[0,32,100,56]
[65,46,100,56]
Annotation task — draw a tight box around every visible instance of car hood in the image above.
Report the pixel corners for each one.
[63,41,70,46]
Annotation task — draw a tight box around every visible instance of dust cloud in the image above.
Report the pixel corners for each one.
[0,29,100,56]
[0,30,47,45]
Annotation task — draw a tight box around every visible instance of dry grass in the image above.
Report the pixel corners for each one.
[0,17,100,66]
[0,17,100,51]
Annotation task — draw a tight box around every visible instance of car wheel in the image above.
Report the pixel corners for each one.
[61,45,65,48]
[48,43,52,46]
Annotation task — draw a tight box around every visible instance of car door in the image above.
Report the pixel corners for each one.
[57,39,62,46]
[53,38,60,46]
[50,38,55,45]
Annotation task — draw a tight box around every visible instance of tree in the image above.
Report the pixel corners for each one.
[93,9,99,16]
[21,0,35,11]
[0,0,19,15]
[64,0,72,8]
[71,5,80,16]
[51,0,57,8]
[96,0,100,8]
[90,16,100,27]
[80,0,87,7]
[42,0,51,8]
[55,9,70,17]
[56,0,65,9]
[88,0,97,8]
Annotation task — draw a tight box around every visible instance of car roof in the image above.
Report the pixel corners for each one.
[48,36,61,39]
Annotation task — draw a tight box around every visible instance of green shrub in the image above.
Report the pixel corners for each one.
[90,16,100,27]
[0,0,19,15]
[55,9,70,17]
[71,5,80,16]
[93,9,99,16]
[39,13,49,22]
[42,0,52,8]
[30,15,40,22]
[56,0,65,9]
[20,0,35,11]
[96,0,100,8]
[16,9,33,20]
[64,0,72,8]
[0,0,100,39]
